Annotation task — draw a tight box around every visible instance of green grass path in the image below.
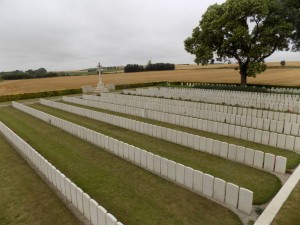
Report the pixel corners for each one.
[0,134,81,225]
[272,181,300,225]
[0,107,241,225]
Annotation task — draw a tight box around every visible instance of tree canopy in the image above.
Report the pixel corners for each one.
[184,0,299,86]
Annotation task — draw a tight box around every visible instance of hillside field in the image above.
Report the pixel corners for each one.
[1,62,300,96]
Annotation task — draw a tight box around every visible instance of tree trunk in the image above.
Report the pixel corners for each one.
[240,73,247,87]
[239,63,248,87]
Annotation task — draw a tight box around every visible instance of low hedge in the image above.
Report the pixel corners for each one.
[0,88,82,102]
[115,81,168,90]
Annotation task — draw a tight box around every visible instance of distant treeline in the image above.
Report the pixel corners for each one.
[0,68,71,80]
[124,63,175,73]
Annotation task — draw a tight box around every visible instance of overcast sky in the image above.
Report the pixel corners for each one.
[0,0,299,71]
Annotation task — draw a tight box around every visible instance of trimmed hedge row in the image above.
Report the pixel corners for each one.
[115,82,168,90]
[0,89,82,102]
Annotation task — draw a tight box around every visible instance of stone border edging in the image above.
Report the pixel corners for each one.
[254,164,300,225]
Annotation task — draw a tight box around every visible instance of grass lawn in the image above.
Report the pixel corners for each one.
[28,103,282,205]
[62,100,300,170]
[0,107,242,225]
[271,181,300,225]
[0,135,81,225]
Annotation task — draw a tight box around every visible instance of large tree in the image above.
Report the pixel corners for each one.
[184,0,299,86]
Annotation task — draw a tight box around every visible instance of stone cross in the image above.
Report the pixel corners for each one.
[97,62,103,85]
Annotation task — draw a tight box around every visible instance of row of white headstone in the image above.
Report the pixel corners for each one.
[127,87,300,112]
[152,87,300,106]
[181,83,300,95]
[87,94,300,136]
[65,96,300,153]
[0,121,121,225]
[106,92,300,123]
[47,98,287,174]
[12,101,253,215]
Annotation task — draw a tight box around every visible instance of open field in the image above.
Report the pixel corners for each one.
[272,181,300,225]
[0,134,81,225]
[1,66,300,96]
[29,103,282,205]
[176,61,300,70]
[0,106,242,225]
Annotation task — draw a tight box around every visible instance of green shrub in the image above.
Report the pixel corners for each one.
[0,88,82,102]
[115,82,167,90]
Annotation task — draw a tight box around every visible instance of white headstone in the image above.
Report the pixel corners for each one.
[276,134,286,149]
[213,178,226,202]
[184,167,194,189]
[225,183,239,208]
[76,187,84,214]
[274,156,287,174]
[90,199,98,225]
[270,120,277,132]
[269,133,278,147]
[220,142,229,158]
[193,135,200,151]
[284,122,292,135]
[234,126,242,139]
[247,128,255,142]
[236,146,245,163]
[276,121,284,133]
[238,188,253,215]
[203,174,214,197]
[106,213,117,225]
[97,205,107,225]
[199,137,207,152]
[291,123,299,136]
[153,155,161,174]
[244,148,254,166]
[187,134,194,148]
[134,147,141,165]
[222,123,229,136]
[146,152,154,171]
[254,130,262,143]
[66,180,76,206]
[294,137,300,152]
[261,131,270,145]
[241,127,248,140]
[82,193,91,220]
[253,151,264,168]
[285,135,295,151]
[193,170,203,193]
[206,138,213,154]
[160,157,168,177]
[65,178,72,201]
[228,144,237,161]
[175,163,185,185]
[264,153,275,171]
[140,150,147,167]
[212,140,221,156]
[128,145,135,162]
[167,160,176,181]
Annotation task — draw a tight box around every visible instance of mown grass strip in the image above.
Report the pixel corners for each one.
[271,181,300,225]
[0,107,242,225]
[30,103,281,205]
[0,134,81,225]
[61,100,300,170]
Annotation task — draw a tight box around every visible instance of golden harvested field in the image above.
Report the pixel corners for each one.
[1,66,300,96]
[176,61,300,70]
